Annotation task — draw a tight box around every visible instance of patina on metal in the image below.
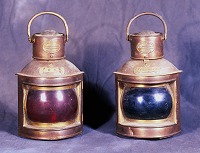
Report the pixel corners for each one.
[114,12,182,139]
[17,12,83,140]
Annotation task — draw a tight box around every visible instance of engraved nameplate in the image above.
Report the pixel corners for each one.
[136,41,154,54]
[134,66,160,74]
[39,66,64,75]
[43,40,60,53]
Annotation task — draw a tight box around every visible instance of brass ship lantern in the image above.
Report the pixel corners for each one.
[17,12,83,140]
[114,12,182,138]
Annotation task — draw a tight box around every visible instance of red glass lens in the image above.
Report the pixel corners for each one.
[26,88,78,123]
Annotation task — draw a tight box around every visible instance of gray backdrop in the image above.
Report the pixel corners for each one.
[0,0,200,153]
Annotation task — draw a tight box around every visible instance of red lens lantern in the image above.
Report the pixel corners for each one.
[17,12,83,140]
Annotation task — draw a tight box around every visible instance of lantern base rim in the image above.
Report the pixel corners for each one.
[116,124,180,139]
[18,125,82,140]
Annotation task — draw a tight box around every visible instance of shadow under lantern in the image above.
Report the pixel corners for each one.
[114,12,182,139]
[17,12,83,140]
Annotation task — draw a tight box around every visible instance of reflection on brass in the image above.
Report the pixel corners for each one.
[23,84,77,91]
[115,12,182,139]
[17,12,83,140]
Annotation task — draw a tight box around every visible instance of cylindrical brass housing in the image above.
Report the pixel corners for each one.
[115,12,182,139]
[17,12,83,140]
[129,32,164,59]
[32,31,65,60]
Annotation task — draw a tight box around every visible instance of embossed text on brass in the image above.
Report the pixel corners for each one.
[39,66,64,75]
[43,39,60,53]
[134,65,160,74]
[136,41,154,54]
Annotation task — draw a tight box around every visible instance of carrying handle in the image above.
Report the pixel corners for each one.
[27,11,69,43]
[126,12,167,41]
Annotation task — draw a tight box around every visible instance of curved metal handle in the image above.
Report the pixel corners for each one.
[27,11,69,43]
[126,12,167,41]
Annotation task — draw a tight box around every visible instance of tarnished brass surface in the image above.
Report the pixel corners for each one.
[116,124,180,139]
[115,12,181,138]
[28,12,69,60]
[17,59,83,78]
[19,125,82,140]
[18,75,83,86]
[129,34,164,59]
[114,58,182,77]
[126,12,168,59]
[17,12,83,140]
[32,32,65,60]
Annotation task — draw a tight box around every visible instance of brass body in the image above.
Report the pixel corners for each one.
[17,12,83,140]
[115,12,182,138]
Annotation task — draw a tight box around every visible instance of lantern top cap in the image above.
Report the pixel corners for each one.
[27,12,69,60]
[31,29,66,60]
[28,11,69,43]
[126,12,167,41]
[126,12,167,59]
